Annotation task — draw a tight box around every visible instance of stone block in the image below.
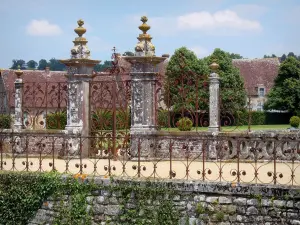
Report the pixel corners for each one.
[233,198,247,206]
[246,206,258,215]
[206,197,219,203]
[194,195,206,202]
[104,205,120,216]
[219,197,232,204]
[273,200,285,208]
[93,204,105,215]
[247,199,259,206]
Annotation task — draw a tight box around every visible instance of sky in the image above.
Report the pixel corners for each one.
[0,0,300,68]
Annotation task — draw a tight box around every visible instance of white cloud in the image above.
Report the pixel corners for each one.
[177,10,262,31]
[26,20,62,36]
[190,46,210,58]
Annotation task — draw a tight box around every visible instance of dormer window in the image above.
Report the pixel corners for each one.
[259,87,265,97]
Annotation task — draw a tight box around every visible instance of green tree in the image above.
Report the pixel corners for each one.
[26,60,38,69]
[264,56,300,114]
[164,47,209,113]
[37,59,48,70]
[122,51,134,56]
[10,59,26,69]
[205,48,247,113]
[48,58,66,71]
[280,54,287,62]
[229,53,243,59]
[94,60,112,72]
[165,47,246,115]
[264,54,277,58]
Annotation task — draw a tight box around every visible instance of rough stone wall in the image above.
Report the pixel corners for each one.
[29,178,300,225]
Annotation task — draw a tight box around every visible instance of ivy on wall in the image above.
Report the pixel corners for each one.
[0,172,180,225]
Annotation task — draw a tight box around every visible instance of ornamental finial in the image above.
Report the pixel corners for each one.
[209,60,219,72]
[74,19,86,37]
[15,65,24,78]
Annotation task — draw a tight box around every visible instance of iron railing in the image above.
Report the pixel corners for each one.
[0,132,299,186]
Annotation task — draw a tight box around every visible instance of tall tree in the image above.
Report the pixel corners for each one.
[205,48,247,113]
[48,58,66,71]
[37,59,48,70]
[264,54,277,58]
[280,54,287,62]
[264,56,300,114]
[287,52,296,58]
[164,47,246,114]
[10,59,26,70]
[27,60,38,69]
[164,47,209,113]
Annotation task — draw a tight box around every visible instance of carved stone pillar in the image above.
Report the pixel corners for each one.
[208,62,220,133]
[124,16,167,159]
[60,19,100,157]
[13,67,24,130]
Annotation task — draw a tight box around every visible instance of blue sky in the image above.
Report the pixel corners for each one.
[0,0,299,68]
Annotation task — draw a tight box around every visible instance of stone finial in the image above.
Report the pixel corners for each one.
[135,16,155,57]
[70,19,91,59]
[209,60,219,73]
[74,19,86,37]
[15,65,23,78]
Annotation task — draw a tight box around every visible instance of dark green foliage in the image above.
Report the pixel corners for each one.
[46,111,67,130]
[176,117,193,131]
[164,47,209,113]
[10,59,26,69]
[0,114,12,129]
[236,111,266,125]
[48,58,66,71]
[158,109,169,128]
[264,57,300,114]
[290,116,300,128]
[0,172,60,224]
[165,47,246,117]
[27,60,38,69]
[206,48,247,113]
[37,59,49,70]
[92,109,131,130]
[94,60,112,72]
[229,53,243,59]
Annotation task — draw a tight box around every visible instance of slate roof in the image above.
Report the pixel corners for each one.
[232,58,280,96]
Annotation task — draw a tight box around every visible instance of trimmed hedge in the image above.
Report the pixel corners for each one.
[0,114,12,129]
[290,116,300,128]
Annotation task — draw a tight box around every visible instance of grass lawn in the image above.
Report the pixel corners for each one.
[160,124,291,132]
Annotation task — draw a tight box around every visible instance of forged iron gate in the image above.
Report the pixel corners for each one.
[88,54,131,158]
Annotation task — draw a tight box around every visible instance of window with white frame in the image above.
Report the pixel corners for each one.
[257,102,263,111]
[259,87,265,97]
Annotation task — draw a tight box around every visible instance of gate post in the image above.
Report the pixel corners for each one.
[208,61,220,133]
[123,16,168,159]
[13,66,24,130]
[60,19,100,157]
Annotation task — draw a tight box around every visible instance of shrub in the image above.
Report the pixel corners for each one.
[176,117,193,131]
[92,109,131,130]
[158,109,170,128]
[46,111,67,129]
[290,116,300,128]
[0,114,12,129]
[235,110,266,126]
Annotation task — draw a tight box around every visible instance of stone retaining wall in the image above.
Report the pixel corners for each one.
[29,178,300,225]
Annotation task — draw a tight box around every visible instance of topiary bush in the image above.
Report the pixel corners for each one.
[176,117,193,131]
[0,114,12,129]
[290,116,300,128]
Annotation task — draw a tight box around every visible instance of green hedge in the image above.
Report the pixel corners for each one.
[0,114,12,129]
[46,111,67,129]
[235,111,266,125]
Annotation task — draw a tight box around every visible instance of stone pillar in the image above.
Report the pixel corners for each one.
[60,19,100,157]
[13,67,24,130]
[208,62,220,133]
[123,16,167,159]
